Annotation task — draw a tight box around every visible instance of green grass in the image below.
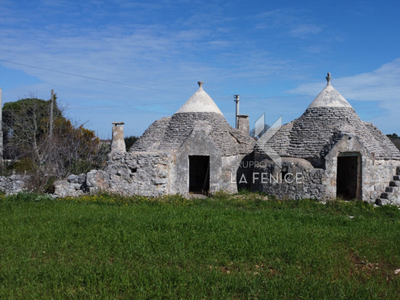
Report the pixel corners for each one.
[0,193,400,299]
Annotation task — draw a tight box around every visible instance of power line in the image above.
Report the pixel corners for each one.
[0,59,187,95]
[66,101,182,110]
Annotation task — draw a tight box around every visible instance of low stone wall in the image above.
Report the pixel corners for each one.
[54,173,88,197]
[105,151,171,197]
[0,175,30,194]
[53,151,172,198]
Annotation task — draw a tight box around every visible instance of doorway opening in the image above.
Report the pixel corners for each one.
[336,154,361,200]
[189,156,210,194]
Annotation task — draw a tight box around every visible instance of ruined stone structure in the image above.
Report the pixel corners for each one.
[52,76,400,206]
[102,81,255,196]
[252,74,400,205]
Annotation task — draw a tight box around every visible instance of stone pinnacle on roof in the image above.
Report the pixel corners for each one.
[175,81,223,115]
[306,73,353,109]
[326,72,332,86]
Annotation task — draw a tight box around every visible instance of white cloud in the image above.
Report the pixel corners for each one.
[289,24,322,38]
[255,8,323,38]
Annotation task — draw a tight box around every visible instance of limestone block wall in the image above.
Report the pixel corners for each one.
[361,159,398,202]
[251,157,326,200]
[251,155,398,202]
[106,151,172,197]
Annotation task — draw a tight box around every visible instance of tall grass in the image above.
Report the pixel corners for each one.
[0,193,399,299]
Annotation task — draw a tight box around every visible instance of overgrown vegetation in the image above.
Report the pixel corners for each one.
[0,193,399,299]
[2,96,109,190]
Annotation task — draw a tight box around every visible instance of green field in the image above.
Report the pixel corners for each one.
[0,192,399,299]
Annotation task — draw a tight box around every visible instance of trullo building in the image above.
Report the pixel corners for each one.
[105,81,255,196]
[252,74,400,205]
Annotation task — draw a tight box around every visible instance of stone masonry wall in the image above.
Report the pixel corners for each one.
[362,159,398,203]
[324,134,400,203]
[53,151,173,197]
[105,151,172,197]
[251,157,326,200]
[0,175,30,194]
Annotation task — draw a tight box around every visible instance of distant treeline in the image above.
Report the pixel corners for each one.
[124,135,138,150]
[387,133,400,150]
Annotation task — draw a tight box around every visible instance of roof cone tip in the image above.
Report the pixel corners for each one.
[326,73,332,86]
[175,81,223,115]
[306,72,352,109]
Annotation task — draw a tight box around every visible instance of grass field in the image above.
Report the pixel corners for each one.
[0,192,400,299]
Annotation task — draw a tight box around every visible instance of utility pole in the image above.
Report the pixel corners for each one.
[234,94,240,129]
[50,89,54,138]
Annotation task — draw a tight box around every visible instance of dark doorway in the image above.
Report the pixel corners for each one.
[189,156,210,194]
[337,155,361,200]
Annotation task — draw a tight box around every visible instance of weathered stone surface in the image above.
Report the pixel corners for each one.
[251,157,326,200]
[78,173,86,184]
[111,123,126,153]
[67,174,79,183]
[54,179,84,197]
[262,107,400,162]
[86,170,108,191]
[253,80,400,205]
[131,112,255,156]
[105,151,172,196]
[0,175,30,194]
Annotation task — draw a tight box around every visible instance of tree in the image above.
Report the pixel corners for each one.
[2,96,64,160]
[124,135,139,150]
[2,96,108,190]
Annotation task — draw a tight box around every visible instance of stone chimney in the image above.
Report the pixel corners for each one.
[111,122,126,153]
[237,115,249,135]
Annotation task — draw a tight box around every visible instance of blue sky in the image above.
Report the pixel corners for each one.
[1,0,400,138]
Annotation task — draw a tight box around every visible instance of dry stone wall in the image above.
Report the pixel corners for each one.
[251,157,327,200]
[0,175,29,194]
[105,151,172,196]
[53,151,173,197]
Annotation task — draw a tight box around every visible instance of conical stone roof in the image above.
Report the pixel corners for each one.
[263,74,400,161]
[131,82,255,156]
